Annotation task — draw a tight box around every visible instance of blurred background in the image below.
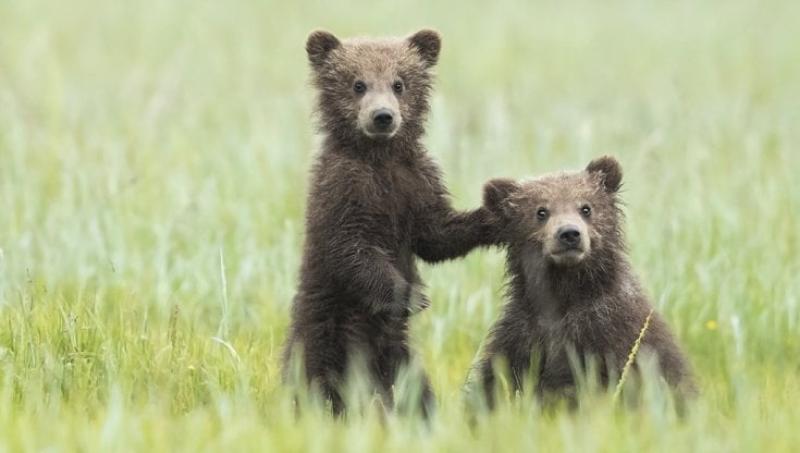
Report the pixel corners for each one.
[0,0,798,450]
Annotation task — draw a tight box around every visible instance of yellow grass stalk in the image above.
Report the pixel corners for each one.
[613,308,655,404]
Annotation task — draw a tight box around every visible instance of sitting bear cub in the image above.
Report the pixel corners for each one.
[473,156,696,407]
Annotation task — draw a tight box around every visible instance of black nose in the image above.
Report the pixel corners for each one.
[372,109,394,129]
[557,225,581,247]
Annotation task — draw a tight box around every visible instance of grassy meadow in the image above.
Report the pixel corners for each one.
[1,0,799,451]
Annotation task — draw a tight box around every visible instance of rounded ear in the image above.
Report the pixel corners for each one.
[407,29,441,68]
[586,155,623,193]
[306,30,340,68]
[483,178,519,217]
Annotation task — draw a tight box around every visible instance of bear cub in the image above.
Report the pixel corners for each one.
[283,29,496,416]
[474,156,696,408]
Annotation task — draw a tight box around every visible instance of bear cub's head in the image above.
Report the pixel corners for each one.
[484,156,624,267]
[306,29,441,141]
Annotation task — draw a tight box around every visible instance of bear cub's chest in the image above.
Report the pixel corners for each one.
[371,162,431,212]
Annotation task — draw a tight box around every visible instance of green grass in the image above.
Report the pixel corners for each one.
[1,0,799,451]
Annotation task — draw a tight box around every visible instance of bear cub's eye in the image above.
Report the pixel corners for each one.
[581,205,592,217]
[392,80,404,94]
[353,80,367,94]
[536,208,549,220]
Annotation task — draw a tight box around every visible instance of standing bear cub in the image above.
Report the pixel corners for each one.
[283,29,495,415]
[473,156,696,408]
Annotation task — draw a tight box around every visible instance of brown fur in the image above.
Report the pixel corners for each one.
[474,156,696,408]
[283,30,496,416]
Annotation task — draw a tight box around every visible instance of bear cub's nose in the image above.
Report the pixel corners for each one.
[557,225,581,247]
[372,109,394,129]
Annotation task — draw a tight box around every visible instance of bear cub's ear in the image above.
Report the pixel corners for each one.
[586,155,623,193]
[407,29,441,68]
[306,30,340,67]
[483,178,519,217]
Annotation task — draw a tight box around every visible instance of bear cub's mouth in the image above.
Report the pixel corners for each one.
[363,127,399,139]
[547,246,588,266]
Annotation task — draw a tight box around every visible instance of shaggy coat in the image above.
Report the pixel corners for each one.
[284,30,495,415]
[474,157,696,408]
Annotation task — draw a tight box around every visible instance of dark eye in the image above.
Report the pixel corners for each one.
[353,81,367,94]
[581,205,592,217]
[392,80,404,94]
[536,208,549,220]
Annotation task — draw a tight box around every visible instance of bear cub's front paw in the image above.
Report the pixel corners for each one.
[387,278,429,316]
[481,178,520,243]
[408,283,431,315]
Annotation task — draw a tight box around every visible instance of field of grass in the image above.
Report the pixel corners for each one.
[1,0,799,451]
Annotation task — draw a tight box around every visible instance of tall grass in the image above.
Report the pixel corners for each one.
[1,0,799,451]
